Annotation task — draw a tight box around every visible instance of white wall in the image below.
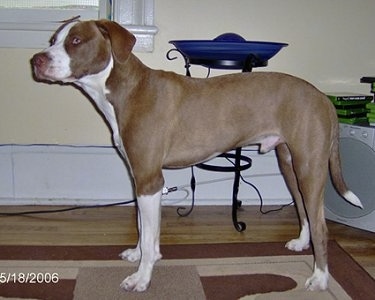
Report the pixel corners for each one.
[0,0,374,205]
[0,144,291,206]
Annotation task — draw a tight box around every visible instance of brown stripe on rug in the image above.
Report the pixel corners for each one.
[201,274,297,300]
[0,241,313,260]
[0,280,75,300]
[0,241,373,300]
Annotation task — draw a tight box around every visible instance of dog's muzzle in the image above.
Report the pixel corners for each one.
[31,52,51,81]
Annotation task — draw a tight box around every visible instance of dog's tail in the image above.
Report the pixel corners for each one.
[329,131,363,208]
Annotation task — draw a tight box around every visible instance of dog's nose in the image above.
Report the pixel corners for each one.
[31,52,52,81]
[32,52,49,68]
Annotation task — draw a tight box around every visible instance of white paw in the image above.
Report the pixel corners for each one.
[119,247,141,262]
[286,219,310,252]
[285,238,310,252]
[120,271,150,292]
[305,266,329,291]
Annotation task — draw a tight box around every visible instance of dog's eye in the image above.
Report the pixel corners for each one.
[72,37,81,45]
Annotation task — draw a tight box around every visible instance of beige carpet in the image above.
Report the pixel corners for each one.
[0,241,374,299]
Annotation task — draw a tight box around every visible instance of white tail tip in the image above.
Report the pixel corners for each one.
[343,191,363,209]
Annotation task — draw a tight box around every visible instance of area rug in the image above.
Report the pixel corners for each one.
[0,241,374,300]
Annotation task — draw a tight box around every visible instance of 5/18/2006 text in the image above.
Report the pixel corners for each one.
[0,272,59,284]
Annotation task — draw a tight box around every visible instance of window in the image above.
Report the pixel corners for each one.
[0,0,157,51]
[0,0,100,9]
[112,0,158,52]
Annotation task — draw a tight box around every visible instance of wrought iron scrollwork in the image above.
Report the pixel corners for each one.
[166,48,191,77]
[176,166,196,217]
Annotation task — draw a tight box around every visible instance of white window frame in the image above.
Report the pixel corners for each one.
[112,0,157,52]
[0,0,157,52]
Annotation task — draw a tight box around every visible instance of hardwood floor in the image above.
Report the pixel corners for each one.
[0,204,374,278]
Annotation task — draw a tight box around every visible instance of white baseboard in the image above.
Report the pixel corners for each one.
[0,144,292,206]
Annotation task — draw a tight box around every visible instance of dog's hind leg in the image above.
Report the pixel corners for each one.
[276,144,310,252]
[120,189,163,292]
[304,198,329,291]
[276,144,310,251]
[293,153,329,291]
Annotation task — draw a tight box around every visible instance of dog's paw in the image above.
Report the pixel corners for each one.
[119,247,141,262]
[305,266,329,291]
[120,272,150,292]
[285,238,310,252]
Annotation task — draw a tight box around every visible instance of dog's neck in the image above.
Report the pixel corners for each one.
[75,55,114,99]
[105,54,149,105]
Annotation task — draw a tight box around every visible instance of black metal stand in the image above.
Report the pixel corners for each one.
[232,148,248,232]
[166,49,264,232]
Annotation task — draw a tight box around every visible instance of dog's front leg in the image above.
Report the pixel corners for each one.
[119,210,142,262]
[120,189,163,292]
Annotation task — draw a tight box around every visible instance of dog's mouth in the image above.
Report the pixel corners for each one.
[32,66,52,83]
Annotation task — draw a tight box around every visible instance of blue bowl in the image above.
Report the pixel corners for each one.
[169,33,288,68]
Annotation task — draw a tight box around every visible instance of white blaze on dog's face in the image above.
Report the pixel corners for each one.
[32,20,112,83]
[38,21,77,82]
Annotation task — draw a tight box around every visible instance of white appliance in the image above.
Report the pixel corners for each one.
[325,124,375,232]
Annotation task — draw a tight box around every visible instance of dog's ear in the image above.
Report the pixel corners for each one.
[95,19,136,63]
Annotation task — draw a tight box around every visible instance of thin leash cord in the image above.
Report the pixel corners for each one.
[223,156,293,214]
[239,174,293,214]
[0,199,136,217]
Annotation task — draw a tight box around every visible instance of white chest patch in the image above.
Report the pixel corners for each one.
[75,57,124,155]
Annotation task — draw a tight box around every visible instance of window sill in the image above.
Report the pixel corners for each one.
[0,23,158,51]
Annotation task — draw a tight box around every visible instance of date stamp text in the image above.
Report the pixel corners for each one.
[0,272,59,284]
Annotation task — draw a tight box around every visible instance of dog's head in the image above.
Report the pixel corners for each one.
[31,19,136,83]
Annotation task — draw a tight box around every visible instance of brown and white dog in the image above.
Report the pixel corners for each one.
[31,19,362,292]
